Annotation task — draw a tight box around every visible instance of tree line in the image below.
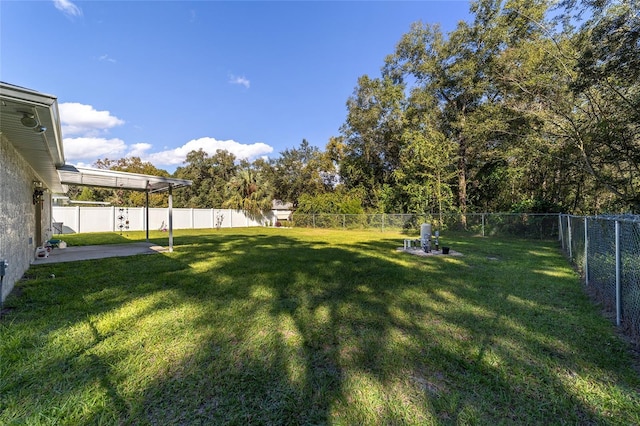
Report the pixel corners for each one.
[69,0,639,215]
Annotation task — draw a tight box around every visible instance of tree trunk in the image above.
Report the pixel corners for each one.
[458,136,468,228]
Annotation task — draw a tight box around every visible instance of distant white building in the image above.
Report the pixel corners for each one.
[272,200,293,222]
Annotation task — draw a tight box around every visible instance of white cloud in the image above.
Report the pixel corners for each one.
[228,74,250,89]
[145,137,273,167]
[127,143,153,158]
[59,102,274,171]
[63,137,127,161]
[53,0,82,18]
[59,102,125,136]
[98,54,117,63]
[63,135,274,170]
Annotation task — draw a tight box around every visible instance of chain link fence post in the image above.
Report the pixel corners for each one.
[568,216,573,259]
[615,220,621,326]
[561,214,639,341]
[584,216,589,286]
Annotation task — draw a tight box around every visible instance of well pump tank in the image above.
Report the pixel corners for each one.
[420,223,432,252]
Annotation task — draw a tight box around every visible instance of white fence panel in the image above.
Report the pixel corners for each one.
[172,208,193,230]
[52,207,81,234]
[80,207,112,233]
[148,208,168,231]
[117,208,143,232]
[216,210,233,228]
[51,206,270,233]
[132,208,146,231]
[194,209,213,229]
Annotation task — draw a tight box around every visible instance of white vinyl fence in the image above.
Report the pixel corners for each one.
[52,206,273,234]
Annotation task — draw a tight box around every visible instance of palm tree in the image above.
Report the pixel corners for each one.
[223,167,273,219]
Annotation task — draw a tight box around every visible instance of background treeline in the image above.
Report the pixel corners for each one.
[68,0,639,215]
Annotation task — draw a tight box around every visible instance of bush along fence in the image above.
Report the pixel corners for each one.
[560,214,640,342]
[290,212,560,239]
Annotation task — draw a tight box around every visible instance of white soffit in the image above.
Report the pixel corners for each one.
[0,82,65,193]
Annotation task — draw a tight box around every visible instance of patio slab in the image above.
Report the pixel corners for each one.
[32,242,168,264]
[397,247,463,257]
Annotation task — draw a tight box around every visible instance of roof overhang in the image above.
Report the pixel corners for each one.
[1,82,191,196]
[0,82,66,192]
[57,164,192,193]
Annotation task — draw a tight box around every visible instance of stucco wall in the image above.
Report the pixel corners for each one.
[0,133,51,303]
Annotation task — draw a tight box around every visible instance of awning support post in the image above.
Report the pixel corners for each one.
[168,184,174,252]
[145,185,150,242]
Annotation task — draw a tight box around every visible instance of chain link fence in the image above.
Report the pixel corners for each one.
[290,212,559,239]
[290,212,640,341]
[560,215,640,341]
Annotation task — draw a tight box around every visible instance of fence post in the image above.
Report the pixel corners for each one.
[584,216,589,286]
[75,206,81,234]
[313,214,316,228]
[559,214,564,249]
[615,220,621,326]
[482,213,485,237]
[168,186,173,252]
[568,216,572,259]
[382,214,385,232]
[343,214,346,229]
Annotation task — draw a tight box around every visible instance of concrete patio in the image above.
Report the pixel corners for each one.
[32,242,168,264]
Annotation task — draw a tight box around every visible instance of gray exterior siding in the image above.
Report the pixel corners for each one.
[1,133,52,302]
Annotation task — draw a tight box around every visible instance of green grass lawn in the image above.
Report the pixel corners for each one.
[1,228,639,425]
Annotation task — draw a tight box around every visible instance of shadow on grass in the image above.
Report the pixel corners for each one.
[1,231,639,424]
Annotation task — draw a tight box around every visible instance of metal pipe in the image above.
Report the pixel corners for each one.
[568,216,572,259]
[615,220,621,326]
[0,260,7,318]
[168,185,173,253]
[145,188,149,242]
[1,275,4,319]
[584,216,589,286]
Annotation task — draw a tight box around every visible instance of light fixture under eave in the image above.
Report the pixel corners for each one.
[35,126,47,134]
[20,112,39,128]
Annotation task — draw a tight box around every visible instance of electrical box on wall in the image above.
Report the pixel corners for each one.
[0,260,7,276]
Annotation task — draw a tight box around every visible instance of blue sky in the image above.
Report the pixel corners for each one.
[1,0,471,173]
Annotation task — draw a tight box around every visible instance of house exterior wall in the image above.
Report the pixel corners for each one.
[0,133,51,303]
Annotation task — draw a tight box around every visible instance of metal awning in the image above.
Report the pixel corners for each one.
[57,164,191,193]
[2,81,192,253]
[56,164,192,252]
